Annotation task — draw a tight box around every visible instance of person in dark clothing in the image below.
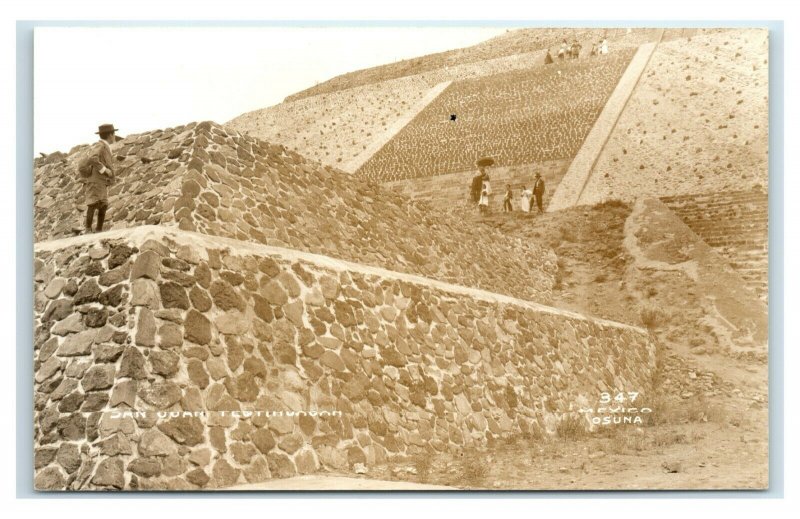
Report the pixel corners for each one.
[544,48,554,65]
[503,184,513,212]
[77,123,117,233]
[571,40,582,59]
[470,172,484,204]
[533,172,546,214]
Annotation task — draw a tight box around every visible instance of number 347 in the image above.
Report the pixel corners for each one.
[600,392,639,403]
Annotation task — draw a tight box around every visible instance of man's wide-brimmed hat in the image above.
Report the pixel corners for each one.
[476,157,495,168]
[95,123,119,134]
[535,172,542,177]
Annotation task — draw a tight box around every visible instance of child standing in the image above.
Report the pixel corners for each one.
[479,187,489,214]
[503,184,513,212]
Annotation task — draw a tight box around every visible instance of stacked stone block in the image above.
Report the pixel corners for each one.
[34,230,655,490]
[35,121,557,305]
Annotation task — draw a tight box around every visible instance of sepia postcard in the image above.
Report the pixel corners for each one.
[31,25,770,491]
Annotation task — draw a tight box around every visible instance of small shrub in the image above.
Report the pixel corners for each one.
[685,395,727,424]
[653,430,688,447]
[604,433,647,453]
[639,306,665,329]
[559,226,577,242]
[603,436,626,455]
[413,454,432,481]
[623,434,648,452]
[458,451,490,487]
[637,393,675,427]
[555,414,589,441]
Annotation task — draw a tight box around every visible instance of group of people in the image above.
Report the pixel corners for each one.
[469,157,545,215]
[545,37,609,64]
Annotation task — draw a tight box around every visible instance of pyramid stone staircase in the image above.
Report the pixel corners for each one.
[661,188,768,302]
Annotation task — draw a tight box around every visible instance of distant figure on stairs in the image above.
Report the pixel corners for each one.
[533,172,546,214]
[599,38,609,55]
[571,40,582,59]
[558,39,568,60]
[77,123,117,234]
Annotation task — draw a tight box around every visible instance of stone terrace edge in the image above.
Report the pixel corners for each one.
[35,225,647,335]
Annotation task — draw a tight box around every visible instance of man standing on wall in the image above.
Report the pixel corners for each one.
[78,123,117,234]
[533,172,545,214]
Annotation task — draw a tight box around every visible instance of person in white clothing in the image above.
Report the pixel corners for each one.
[479,187,489,214]
[520,185,533,213]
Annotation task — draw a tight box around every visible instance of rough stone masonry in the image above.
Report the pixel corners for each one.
[33,227,655,490]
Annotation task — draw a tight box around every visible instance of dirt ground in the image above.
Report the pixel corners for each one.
[363,395,767,490]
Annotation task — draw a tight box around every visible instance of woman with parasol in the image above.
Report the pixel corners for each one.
[475,156,494,214]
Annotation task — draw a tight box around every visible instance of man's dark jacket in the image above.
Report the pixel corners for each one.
[533,177,546,195]
[470,174,484,202]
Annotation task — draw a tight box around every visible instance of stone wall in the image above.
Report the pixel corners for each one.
[356,49,637,183]
[33,227,655,490]
[35,121,558,305]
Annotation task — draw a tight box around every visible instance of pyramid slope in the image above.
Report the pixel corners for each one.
[285,28,665,102]
[356,48,637,183]
[34,121,557,304]
[579,29,769,204]
[227,74,438,170]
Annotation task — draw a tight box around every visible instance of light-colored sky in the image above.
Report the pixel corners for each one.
[33,26,509,154]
